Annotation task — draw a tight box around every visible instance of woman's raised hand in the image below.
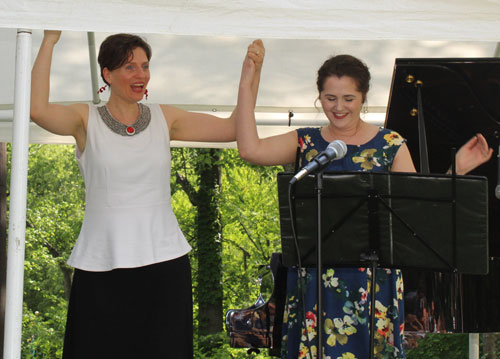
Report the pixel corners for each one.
[240,39,265,88]
[43,30,62,45]
[247,39,265,72]
[455,133,493,174]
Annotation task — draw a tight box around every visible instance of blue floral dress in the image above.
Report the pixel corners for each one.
[281,127,406,359]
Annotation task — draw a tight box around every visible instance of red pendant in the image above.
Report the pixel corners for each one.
[126,126,135,135]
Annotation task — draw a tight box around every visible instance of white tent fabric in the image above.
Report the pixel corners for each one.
[1,0,500,41]
[0,29,497,146]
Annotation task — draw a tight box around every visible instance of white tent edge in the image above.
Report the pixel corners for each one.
[1,0,500,42]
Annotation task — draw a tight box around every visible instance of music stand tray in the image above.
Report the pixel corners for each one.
[278,171,489,275]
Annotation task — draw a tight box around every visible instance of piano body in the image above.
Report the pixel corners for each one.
[385,57,500,333]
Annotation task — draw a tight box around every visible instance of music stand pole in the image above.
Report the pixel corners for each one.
[316,171,324,359]
[315,178,379,359]
[362,189,381,359]
[369,259,377,359]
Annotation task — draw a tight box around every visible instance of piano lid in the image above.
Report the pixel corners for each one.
[385,57,500,256]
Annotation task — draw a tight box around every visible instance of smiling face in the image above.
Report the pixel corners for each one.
[104,47,150,103]
[319,75,364,131]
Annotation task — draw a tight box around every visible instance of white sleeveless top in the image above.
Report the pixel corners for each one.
[68,104,191,271]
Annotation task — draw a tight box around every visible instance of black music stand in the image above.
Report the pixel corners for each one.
[278,171,488,359]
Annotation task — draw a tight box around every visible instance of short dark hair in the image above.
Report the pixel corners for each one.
[316,55,371,101]
[98,33,152,85]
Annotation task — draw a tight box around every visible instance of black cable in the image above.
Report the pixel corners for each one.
[288,183,313,359]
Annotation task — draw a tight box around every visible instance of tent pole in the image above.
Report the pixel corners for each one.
[3,28,32,359]
[469,333,480,359]
[87,32,101,104]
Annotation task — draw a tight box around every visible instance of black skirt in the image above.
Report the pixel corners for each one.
[63,255,193,359]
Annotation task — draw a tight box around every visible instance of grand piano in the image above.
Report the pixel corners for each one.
[385,57,500,333]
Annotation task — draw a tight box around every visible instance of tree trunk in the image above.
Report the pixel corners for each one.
[42,241,74,301]
[483,333,497,359]
[195,148,223,336]
[60,264,73,301]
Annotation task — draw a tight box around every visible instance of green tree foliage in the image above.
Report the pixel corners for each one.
[171,148,282,357]
[16,144,491,358]
[406,333,500,359]
[219,150,282,313]
[171,147,224,341]
[191,149,282,359]
[22,144,85,357]
[406,333,469,359]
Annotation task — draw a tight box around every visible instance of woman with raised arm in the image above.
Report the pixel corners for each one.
[237,46,492,358]
[30,30,264,359]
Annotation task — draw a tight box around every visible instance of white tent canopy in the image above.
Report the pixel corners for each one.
[1,1,499,358]
[1,1,499,146]
[1,0,500,41]
[0,30,497,146]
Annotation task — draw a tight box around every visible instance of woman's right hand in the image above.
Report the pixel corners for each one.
[43,30,62,45]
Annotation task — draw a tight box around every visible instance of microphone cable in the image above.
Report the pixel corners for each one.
[288,182,314,359]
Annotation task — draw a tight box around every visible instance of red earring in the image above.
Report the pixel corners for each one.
[97,85,107,94]
[144,89,148,100]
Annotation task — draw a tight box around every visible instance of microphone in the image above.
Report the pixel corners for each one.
[290,140,347,184]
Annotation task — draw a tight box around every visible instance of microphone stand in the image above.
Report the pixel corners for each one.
[290,140,346,358]
[316,170,324,359]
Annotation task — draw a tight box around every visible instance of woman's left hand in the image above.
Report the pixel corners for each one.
[455,133,493,174]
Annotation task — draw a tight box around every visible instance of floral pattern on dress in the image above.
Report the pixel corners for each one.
[297,128,405,173]
[352,149,381,170]
[282,127,407,359]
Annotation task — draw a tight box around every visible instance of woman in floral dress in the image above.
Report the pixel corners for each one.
[235,44,492,359]
[282,125,407,359]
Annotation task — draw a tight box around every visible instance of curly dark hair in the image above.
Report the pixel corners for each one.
[316,54,370,101]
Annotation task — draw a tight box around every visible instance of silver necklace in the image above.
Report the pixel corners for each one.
[98,103,151,136]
